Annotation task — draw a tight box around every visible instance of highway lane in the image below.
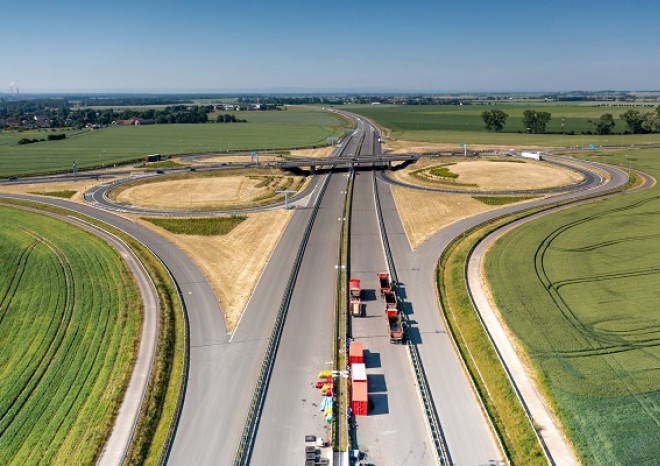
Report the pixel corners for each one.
[378,158,627,465]
[247,123,366,464]
[349,167,434,464]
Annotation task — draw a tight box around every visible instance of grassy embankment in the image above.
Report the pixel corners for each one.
[0,106,348,177]
[347,104,660,147]
[0,206,140,466]
[485,148,660,465]
[0,198,186,466]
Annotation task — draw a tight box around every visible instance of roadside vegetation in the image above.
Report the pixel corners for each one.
[134,160,185,169]
[485,148,660,464]
[0,206,140,466]
[142,216,246,235]
[438,215,547,465]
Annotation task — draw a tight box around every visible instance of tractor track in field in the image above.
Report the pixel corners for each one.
[0,231,76,439]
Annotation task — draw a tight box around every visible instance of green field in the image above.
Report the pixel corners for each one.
[0,107,347,177]
[485,148,660,464]
[0,206,140,465]
[347,104,660,147]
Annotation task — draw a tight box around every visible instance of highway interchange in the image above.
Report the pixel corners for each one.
[0,113,630,466]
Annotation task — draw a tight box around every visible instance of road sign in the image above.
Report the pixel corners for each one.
[587,144,597,150]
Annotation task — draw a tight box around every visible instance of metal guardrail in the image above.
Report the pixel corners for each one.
[372,172,452,466]
[232,172,332,466]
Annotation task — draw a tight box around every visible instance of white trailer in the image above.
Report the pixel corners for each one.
[521,151,542,161]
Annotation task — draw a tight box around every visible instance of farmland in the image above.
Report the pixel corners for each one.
[0,206,140,466]
[485,148,660,464]
[347,104,660,147]
[0,106,347,177]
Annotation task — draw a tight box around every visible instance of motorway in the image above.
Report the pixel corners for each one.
[349,128,435,465]
[0,111,628,466]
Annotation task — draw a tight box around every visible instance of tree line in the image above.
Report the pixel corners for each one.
[481,105,660,135]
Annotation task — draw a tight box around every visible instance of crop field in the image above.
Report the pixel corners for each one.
[0,206,140,465]
[0,107,347,177]
[347,104,660,147]
[485,148,660,464]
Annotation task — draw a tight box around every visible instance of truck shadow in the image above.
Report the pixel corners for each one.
[367,374,387,393]
[363,350,381,369]
[395,282,408,300]
[368,393,389,415]
[361,289,378,301]
[406,325,423,345]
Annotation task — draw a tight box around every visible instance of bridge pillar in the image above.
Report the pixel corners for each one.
[310,165,316,174]
[387,161,392,170]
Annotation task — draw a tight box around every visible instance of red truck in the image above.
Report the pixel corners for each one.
[349,278,362,317]
[383,290,397,312]
[378,272,391,296]
[388,311,405,344]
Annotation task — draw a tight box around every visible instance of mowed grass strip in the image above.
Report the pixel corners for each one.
[0,206,140,466]
[28,190,76,199]
[0,107,347,177]
[142,216,245,235]
[485,148,660,464]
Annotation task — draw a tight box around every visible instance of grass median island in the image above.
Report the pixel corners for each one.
[0,198,186,466]
[485,149,660,464]
[0,206,140,466]
[28,190,77,198]
[473,195,536,205]
[142,216,246,235]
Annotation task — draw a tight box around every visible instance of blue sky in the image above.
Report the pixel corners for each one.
[2,0,659,93]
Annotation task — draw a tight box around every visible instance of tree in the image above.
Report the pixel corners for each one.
[522,110,552,134]
[593,113,615,135]
[481,109,508,132]
[641,111,660,133]
[621,109,645,134]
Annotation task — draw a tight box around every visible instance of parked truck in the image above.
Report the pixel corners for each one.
[387,311,405,344]
[383,290,397,312]
[378,272,391,296]
[349,278,362,317]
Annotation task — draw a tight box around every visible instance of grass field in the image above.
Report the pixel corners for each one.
[0,107,347,177]
[347,104,660,147]
[0,206,140,466]
[485,148,660,464]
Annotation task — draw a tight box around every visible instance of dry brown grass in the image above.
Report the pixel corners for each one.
[391,157,582,191]
[136,210,293,330]
[201,154,282,164]
[383,140,531,154]
[391,186,537,249]
[0,178,112,203]
[289,147,335,158]
[112,173,307,210]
